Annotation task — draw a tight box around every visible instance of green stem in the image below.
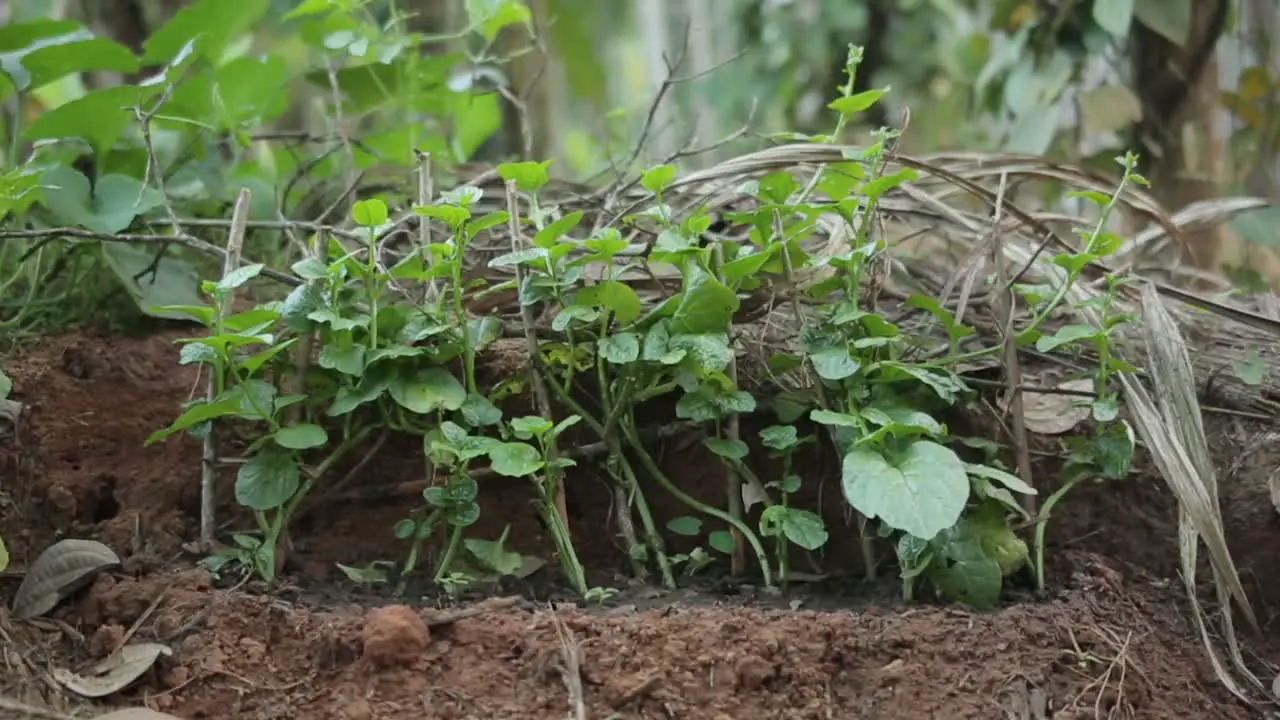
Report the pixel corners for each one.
[279,426,374,524]
[1034,476,1086,593]
[621,415,773,587]
[435,522,465,582]
[545,379,676,587]
[449,232,477,394]
[542,480,588,593]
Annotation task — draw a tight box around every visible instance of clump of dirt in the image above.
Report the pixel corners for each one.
[0,330,1275,719]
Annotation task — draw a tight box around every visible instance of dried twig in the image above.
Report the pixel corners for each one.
[200,189,252,547]
[549,609,587,720]
[0,696,75,720]
[0,227,301,287]
[989,172,1035,515]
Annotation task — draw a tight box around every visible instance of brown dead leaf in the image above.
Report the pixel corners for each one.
[54,642,171,698]
[1018,378,1093,435]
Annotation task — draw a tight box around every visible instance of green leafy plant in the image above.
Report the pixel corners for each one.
[756,424,826,588]
[0,5,1150,614]
[1020,155,1146,592]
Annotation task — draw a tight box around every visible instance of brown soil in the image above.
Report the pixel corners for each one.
[1,329,1277,719]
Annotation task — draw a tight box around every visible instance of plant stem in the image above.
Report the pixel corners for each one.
[611,479,647,578]
[1034,476,1085,593]
[711,242,747,576]
[546,381,676,587]
[504,180,579,589]
[621,414,773,587]
[435,521,465,582]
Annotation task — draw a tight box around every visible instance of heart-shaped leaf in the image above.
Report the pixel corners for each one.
[41,167,163,234]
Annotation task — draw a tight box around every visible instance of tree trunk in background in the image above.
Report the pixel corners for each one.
[1131,0,1230,279]
[685,0,717,169]
[503,0,564,161]
[636,0,677,161]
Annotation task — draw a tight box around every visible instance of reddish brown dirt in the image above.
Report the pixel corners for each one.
[0,329,1275,719]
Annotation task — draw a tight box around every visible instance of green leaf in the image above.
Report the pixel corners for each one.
[26,85,156,156]
[468,211,509,234]
[676,388,755,421]
[466,0,533,42]
[394,518,419,540]
[145,395,242,445]
[932,542,1003,610]
[462,393,504,427]
[720,250,774,287]
[877,363,967,404]
[416,204,471,231]
[464,536,524,576]
[390,367,466,414]
[641,321,685,364]
[780,509,828,550]
[584,228,628,258]
[0,369,11,400]
[235,452,301,511]
[965,464,1036,495]
[216,263,265,293]
[488,247,547,268]
[581,280,642,324]
[274,424,328,450]
[704,437,748,461]
[0,164,41,222]
[809,408,860,428]
[841,441,970,539]
[102,244,204,321]
[828,88,886,117]
[40,167,164,234]
[1035,323,1100,352]
[931,516,1013,608]
[667,334,732,372]
[20,37,140,91]
[308,308,370,332]
[467,316,503,350]
[1005,104,1060,155]
[1134,0,1191,46]
[670,270,738,333]
[352,198,388,227]
[759,425,799,451]
[317,344,366,376]
[666,515,702,536]
[860,406,943,438]
[510,415,553,437]
[598,332,640,364]
[896,533,934,580]
[641,164,677,194]
[454,92,502,162]
[0,534,7,572]
[496,159,553,193]
[808,346,859,381]
[143,0,270,64]
[533,210,583,247]
[1233,349,1266,386]
[1092,0,1134,37]
[0,22,90,91]
[708,530,735,555]
[284,0,337,21]
[489,441,543,477]
[550,414,581,438]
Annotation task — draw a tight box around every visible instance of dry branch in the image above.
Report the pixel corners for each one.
[200,189,251,548]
